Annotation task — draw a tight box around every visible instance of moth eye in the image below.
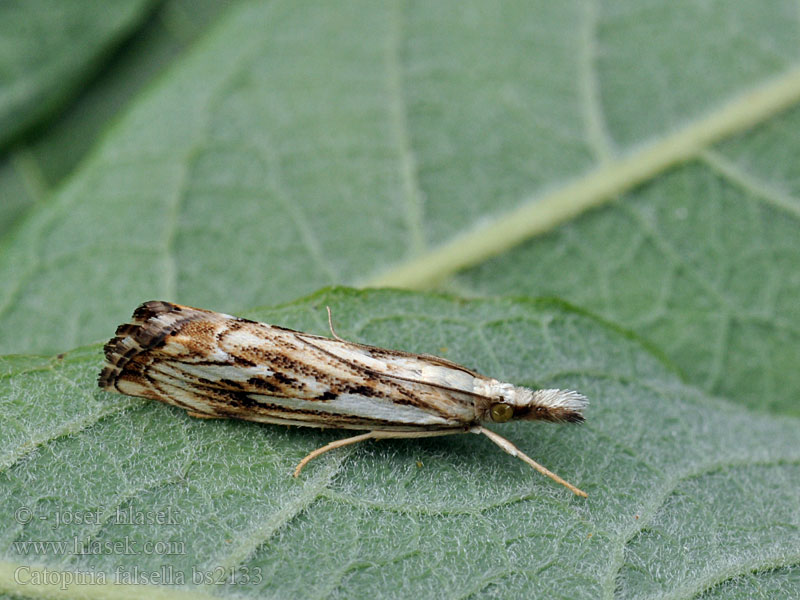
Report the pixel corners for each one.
[490,403,513,423]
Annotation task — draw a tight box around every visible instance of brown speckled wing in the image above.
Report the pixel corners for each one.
[98,301,480,431]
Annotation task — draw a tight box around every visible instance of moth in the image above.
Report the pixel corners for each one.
[99,301,588,496]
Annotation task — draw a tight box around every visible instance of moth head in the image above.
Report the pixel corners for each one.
[481,382,587,424]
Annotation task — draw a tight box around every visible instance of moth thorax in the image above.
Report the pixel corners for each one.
[484,381,534,407]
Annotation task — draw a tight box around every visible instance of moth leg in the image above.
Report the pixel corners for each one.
[294,429,465,477]
[326,305,347,342]
[186,411,223,419]
[293,431,376,477]
[473,427,587,497]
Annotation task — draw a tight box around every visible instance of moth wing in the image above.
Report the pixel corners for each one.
[100,302,478,429]
[98,301,228,391]
[295,334,489,398]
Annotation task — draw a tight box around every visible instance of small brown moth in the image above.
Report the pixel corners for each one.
[99,301,588,496]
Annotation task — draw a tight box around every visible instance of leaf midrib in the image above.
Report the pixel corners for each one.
[365,65,800,289]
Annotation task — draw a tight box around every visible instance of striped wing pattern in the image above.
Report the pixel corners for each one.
[99,301,483,431]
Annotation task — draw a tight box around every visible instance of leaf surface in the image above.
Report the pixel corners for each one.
[456,149,800,414]
[0,289,797,599]
[0,0,154,148]
[1,3,799,595]
[2,2,798,381]
[0,0,241,241]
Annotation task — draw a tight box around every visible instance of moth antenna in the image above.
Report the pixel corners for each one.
[473,427,587,497]
[326,306,346,342]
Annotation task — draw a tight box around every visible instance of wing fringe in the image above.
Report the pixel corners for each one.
[98,301,201,390]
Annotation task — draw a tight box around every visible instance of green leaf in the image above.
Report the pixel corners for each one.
[456,149,800,415]
[0,0,156,148]
[0,2,798,423]
[0,0,241,241]
[1,3,799,593]
[1,289,797,599]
